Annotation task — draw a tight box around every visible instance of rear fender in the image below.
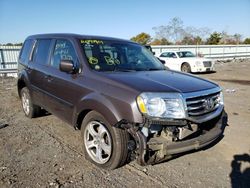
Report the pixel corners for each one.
[17,70,30,97]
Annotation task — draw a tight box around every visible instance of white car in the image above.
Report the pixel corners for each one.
[157,51,215,73]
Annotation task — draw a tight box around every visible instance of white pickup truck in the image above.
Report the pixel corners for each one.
[157,51,215,73]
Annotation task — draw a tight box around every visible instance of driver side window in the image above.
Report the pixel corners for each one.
[160,52,169,57]
[51,39,77,69]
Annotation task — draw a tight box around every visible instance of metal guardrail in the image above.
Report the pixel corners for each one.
[0,44,250,77]
[0,46,21,77]
[151,44,250,59]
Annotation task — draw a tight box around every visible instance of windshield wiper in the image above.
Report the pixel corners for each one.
[139,67,166,71]
[106,66,166,72]
[113,66,136,72]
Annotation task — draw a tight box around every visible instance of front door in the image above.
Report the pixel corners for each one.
[164,52,180,71]
[42,39,82,124]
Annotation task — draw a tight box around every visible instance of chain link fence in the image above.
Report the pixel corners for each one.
[152,44,250,59]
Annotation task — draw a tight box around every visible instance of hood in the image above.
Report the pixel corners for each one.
[101,70,218,93]
[179,57,212,62]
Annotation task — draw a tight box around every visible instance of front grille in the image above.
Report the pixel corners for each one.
[203,61,212,67]
[186,92,220,116]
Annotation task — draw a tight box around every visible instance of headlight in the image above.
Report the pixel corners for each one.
[195,61,202,66]
[137,93,186,119]
[218,91,224,105]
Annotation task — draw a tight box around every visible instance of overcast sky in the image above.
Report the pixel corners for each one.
[0,0,250,43]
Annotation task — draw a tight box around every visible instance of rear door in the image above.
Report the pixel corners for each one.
[27,39,53,107]
[168,52,181,71]
[42,39,82,124]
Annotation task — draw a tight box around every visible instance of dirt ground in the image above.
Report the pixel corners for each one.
[0,60,250,188]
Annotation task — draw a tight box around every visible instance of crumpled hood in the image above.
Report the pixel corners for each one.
[102,70,218,93]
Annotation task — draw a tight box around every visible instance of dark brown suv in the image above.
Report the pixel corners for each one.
[17,34,227,169]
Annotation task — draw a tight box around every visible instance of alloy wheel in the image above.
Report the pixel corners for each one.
[84,121,112,164]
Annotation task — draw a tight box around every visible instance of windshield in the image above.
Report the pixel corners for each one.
[80,39,164,72]
[177,51,196,58]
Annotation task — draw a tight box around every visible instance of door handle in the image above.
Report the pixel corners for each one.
[27,67,32,74]
[44,74,54,82]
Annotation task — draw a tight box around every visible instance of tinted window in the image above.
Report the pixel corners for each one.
[160,52,177,58]
[160,52,169,57]
[19,39,33,65]
[33,39,52,65]
[51,40,77,69]
[169,52,177,58]
[177,51,195,58]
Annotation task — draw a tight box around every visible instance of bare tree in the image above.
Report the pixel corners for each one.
[153,17,210,44]
[220,31,242,44]
[153,17,185,43]
[233,33,242,44]
[184,26,211,40]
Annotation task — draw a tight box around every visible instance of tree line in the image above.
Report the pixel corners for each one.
[0,43,23,46]
[131,17,250,45]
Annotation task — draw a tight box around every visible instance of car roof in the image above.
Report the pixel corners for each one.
[26,33,133,43]
[161,51,177,53]
[161,50,191,54]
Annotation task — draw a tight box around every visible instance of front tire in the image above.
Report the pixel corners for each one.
[20,87,41,118]
[81,111,129,169]
[181,63,191,73]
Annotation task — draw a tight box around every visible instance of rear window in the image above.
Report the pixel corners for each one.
[33,39,52,65]
[19,39,33,65]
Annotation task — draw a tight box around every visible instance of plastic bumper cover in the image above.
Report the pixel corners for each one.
[138,110,227,165]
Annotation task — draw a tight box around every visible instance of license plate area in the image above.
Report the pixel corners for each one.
[178,124,198,140]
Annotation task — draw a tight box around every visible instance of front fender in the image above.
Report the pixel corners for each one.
[73,92,126,127]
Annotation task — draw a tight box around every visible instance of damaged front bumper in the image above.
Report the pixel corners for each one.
[120,110,228,166]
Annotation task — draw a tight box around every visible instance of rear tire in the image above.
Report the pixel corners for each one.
[181,63,191,73]
[81,111,129,169]
[20,87,41,118]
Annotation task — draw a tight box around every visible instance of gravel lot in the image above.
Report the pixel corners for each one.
[0,60,250,188]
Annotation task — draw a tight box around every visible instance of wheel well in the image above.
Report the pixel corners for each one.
[17,79,26,98]
[76,109,92,130]
[181,62,191,71]
[181,62,189,67]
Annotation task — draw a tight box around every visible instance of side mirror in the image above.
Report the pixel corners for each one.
[60,60,74,73]
[157,58,165,64]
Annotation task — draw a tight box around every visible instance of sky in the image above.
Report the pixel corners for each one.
[0,0,250,44]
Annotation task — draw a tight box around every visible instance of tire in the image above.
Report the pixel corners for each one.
[81,111,129,169]
[20,87,41,118]
[181,63,191,73]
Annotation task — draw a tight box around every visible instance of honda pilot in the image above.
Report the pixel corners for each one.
[17,34,227,169]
